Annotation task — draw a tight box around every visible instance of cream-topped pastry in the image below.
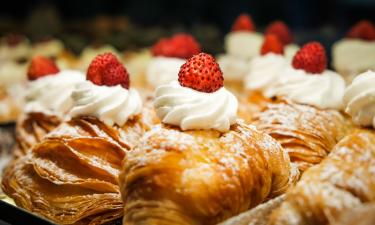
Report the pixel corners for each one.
[31,39,64,58]
[218,14,263,82]
[344,70,375,128]
[0,35,30,62]
[245,34,289,97]
[265,21,299,62]
[25,70,85,116]
[273,42,346,110]
[0,61,28,86]
[146,33,201,88]
[69,52,142,127]
[332,20,375,82]
[154,53,238,132]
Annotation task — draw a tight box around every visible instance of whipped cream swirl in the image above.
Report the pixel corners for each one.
[344,70,375,128]
[217,54,251,81]
[272,67,346,110]
[25,70,85,115]
[332,39,375,78]
[245,53,288,96]
[69,81,142,126]
[146,56,185,87]
[225,31,263,59]
[154,81,238,132]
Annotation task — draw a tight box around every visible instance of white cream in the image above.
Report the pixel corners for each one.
[154,81,238,132]
[272,67,346,110]
[344,70,375,128]
[146,56,185,87]
[245,53,288,97]
[285,44,299,62]
[0,61,28,86]
[25,70,85,115]
[332,39,375,78]
[0,39,30,61]
[225,31,264,59]
[69,81,142,126]
[217,54,251,81]
[31,39,64,57]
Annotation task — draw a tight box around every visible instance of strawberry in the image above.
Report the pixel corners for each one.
[265,20,293,45]
[178,53,223,93]
[27,56,59,80]
[347,20,375,41]
[292,42,327,74]
[261,34,284,55]
[231,13,255,32]
[151,33,201,59]
[87,52,129,89]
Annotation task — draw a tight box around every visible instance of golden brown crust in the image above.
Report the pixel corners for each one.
[268,130,375,225]
[253,100,350,171]
[2,107,160,225]
[13,112,61,157]
[237,91,274,124]
[119,122,298,225]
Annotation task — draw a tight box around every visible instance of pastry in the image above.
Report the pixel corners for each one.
[123,49,152,90]
[242,34,289,121]
[31,38,65,58]
[217,13,263,94]
[2,53,158,225]
[119,53,298,225]
[0,34,31,63]
[264,20,299,61]
[268,129,375,225]
[145,33,201,89]
[332,20,375,83]
[252,42,350,171]
[14,56,85,157]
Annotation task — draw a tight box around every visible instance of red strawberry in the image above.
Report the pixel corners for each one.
[261,34,284,55]
[178,53,223,93]
[27,56,59,80]
[151,33,201,59]
[87,52,129,89]
[292,42,327,74]
[231,13,255,32]
[265,20,293,45]
[347,20,375,41]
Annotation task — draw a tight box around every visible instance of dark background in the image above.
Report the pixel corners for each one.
[0,0,374,54]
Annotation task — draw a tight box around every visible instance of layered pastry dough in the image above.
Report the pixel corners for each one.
[268,130,375,225]
[253,100,350,171]
[119,122,298,225]
[2,108,158,225]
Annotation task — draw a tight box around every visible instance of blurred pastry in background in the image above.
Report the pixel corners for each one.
[332,20,375,83]
[31,37,65,58]
[265,20,299,61]
[218,13,263,93]
[240,34,289,122]
[0,34,31,63]
[145,33,201,90]
[123,48,152,90]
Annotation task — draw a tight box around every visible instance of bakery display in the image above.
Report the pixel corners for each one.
[0,6,374,225]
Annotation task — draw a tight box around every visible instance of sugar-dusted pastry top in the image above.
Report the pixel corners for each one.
[344,70,375,128]
[268,130,375,225]
[25,70,85,115]
[120,122,298,225]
